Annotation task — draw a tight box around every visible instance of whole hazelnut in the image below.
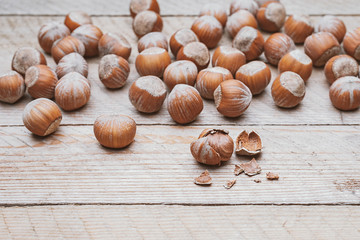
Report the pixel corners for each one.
[0,71,25,104]
[55,72,91,111]
[256,1,286,32]
[135,47,171,77]
[225,10,258,38]
[71,24,103,57]
[163,60,198,90]
[271,71,305,108]
[177,42,210,71]
[212,46,246,76]
[284,15,314,44]
[132,10,163,38]
[191,15,223,49]
[64,11,92,32]
[264,33,295,66]
[230,0,259,16]
[278,50,313,82]
[51,35,85,63]
[137,32,168,53]
[343,27,360,61]
[93,114,136,149]
[324,55,359,85]
[317,15,346,43]
[12,47,47,75]
[190,129,234,166]
[25,65,58,99]
[38,22,70,53]
[329,76,360,111]
[235,61,271,95]
[169,28,198,57]
[98,33,132,59]
[129,0,160,18]
[232,26,264,61]
[304,32,340,67]
[195,67,233,99]
[167,84,203,124]
[214,79,252,117]
[56,53,88,79]
[254,0,279,7]
[23,98,62,136]
[98,54,130,89]
[128,76,167,113]
[199,3,228,28]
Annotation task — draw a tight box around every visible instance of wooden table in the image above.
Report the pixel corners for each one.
[0,0,359,239]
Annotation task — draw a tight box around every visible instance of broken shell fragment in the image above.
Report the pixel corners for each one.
[240,158,261,176]
[266,172,279,180]
[235,130,262,156]
[234,165,244,175]
[224,179,236,189]
[194,170,212,185]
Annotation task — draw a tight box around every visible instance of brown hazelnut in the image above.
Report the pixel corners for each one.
[38,22,70,53]
[64,11,92,32]
[98,33,132,59]
[135,47,171,77]
[167,84,203,124]
[284,15,314,44]
[129,0,160,18]
[0,71,25,104]
[212,46,246,76]
[317,15,346,43]
[230,0,259,16]
[25,65,58,99]
[128,76,167,113]
[271,71,305,108]
[225,10,258,38]
[169,28,198,57]
[324,55,359,85]
[329,76,360,111]
[137,32,168,53]
[56,53,88,79]
[343,27,360,61]
[191,15,223,49]
[51,35,85,63]
[232,26,264,61]
[98,54,130,89]
[163,60,198,90]
[214,79,252,117]
[264,33,295,66]
[176,42,210,71]
[278,50,313,82]
[71,24,103,57]
[254,0,278,7]
[132,10,163,38]
[12,47,47,75]
[199,3,228,28]
[256,1,286,32]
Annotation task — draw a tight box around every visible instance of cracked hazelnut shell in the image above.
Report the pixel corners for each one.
[235,130,262,156]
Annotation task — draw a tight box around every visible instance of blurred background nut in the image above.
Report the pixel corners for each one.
[163,60,198,90]
[71,24,103,57]
[264,33,295,66]
[329,76,360,111]
[177,42,210,71]
[343,27,360,61]
[278,50,313,82]
[99,54,130,89]
[212,46,246,76]
[135,47,171,77]
[137,32,168,53]
[317,15,346,43]
[230,0,258,16]
[0,71,25,104]
[191,15,223,49]
[51,36,85,63]
[38,22,70,53]
[199,3,227,28]
[232,26,264,61]
[225,10,258,38]
[25,65,58,99]
[64,11,92,32]
[169,28,199,57]
[98,33,132,59]
[56,53,88,79]
[256,1,286,32]
[129,0,160,18]
[12,47,47,75]
[284,15,314,44]
[132,10,163,38]
[324,55,359,85]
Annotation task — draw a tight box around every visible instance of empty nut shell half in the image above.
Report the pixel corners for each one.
[235,130,262,156]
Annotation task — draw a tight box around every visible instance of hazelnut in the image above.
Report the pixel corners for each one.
[284,15,314,44]
[278,50,313,82]
[98,54,130,89]
[176,42,210,71]
[190,129,234,166]
[129,0,160,18]
[0,71,25,104]
[230,0,259,16]
[51,35,86,63]
[64,11,92,32]
[56,53,88,79]
[195,67,233,99]
[212,46,246,76]
[214,79,252,117]
[304,32,340,67]
[137,32,168,53]
[343,27,360,61]
[132,10,163,38]
[232,26,264,61]
[329,76,360,111]
[191,15,223,49]
[128,76,167,113]
[235,61,271,95]
[25,65,58,99]
[264,33,295,66]
[235,130,262,156]
[12,47,47,75]
[225,10,258,38]
[256,1,286,32]
[163,60,198,90]
[317,15,346,43]
[167,84,203,124]
[93,114,136,149]
[194,170,212,185]
[55,72,91,111]
[71,24,103,57]
[169,28,198,57]
[38,22,70,53]
[23,98,62,136]
[199,3,228,28]
[135,47,171,77]
[271,71,305,108]
[98,33,132,59]
[324,55,359,85]
[254,0,278,7]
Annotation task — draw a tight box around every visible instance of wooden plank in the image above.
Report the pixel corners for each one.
[0,0,358,16]
[0,125,359,205]
[0,205,359,239]
[0,16,360,126]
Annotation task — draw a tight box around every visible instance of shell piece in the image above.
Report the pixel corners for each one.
[194,170,212,185]
[234,164,244,175]
[266,172,279,180]
[240,158,261,176]
[235,130,262,156]
[224,179,236,189]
